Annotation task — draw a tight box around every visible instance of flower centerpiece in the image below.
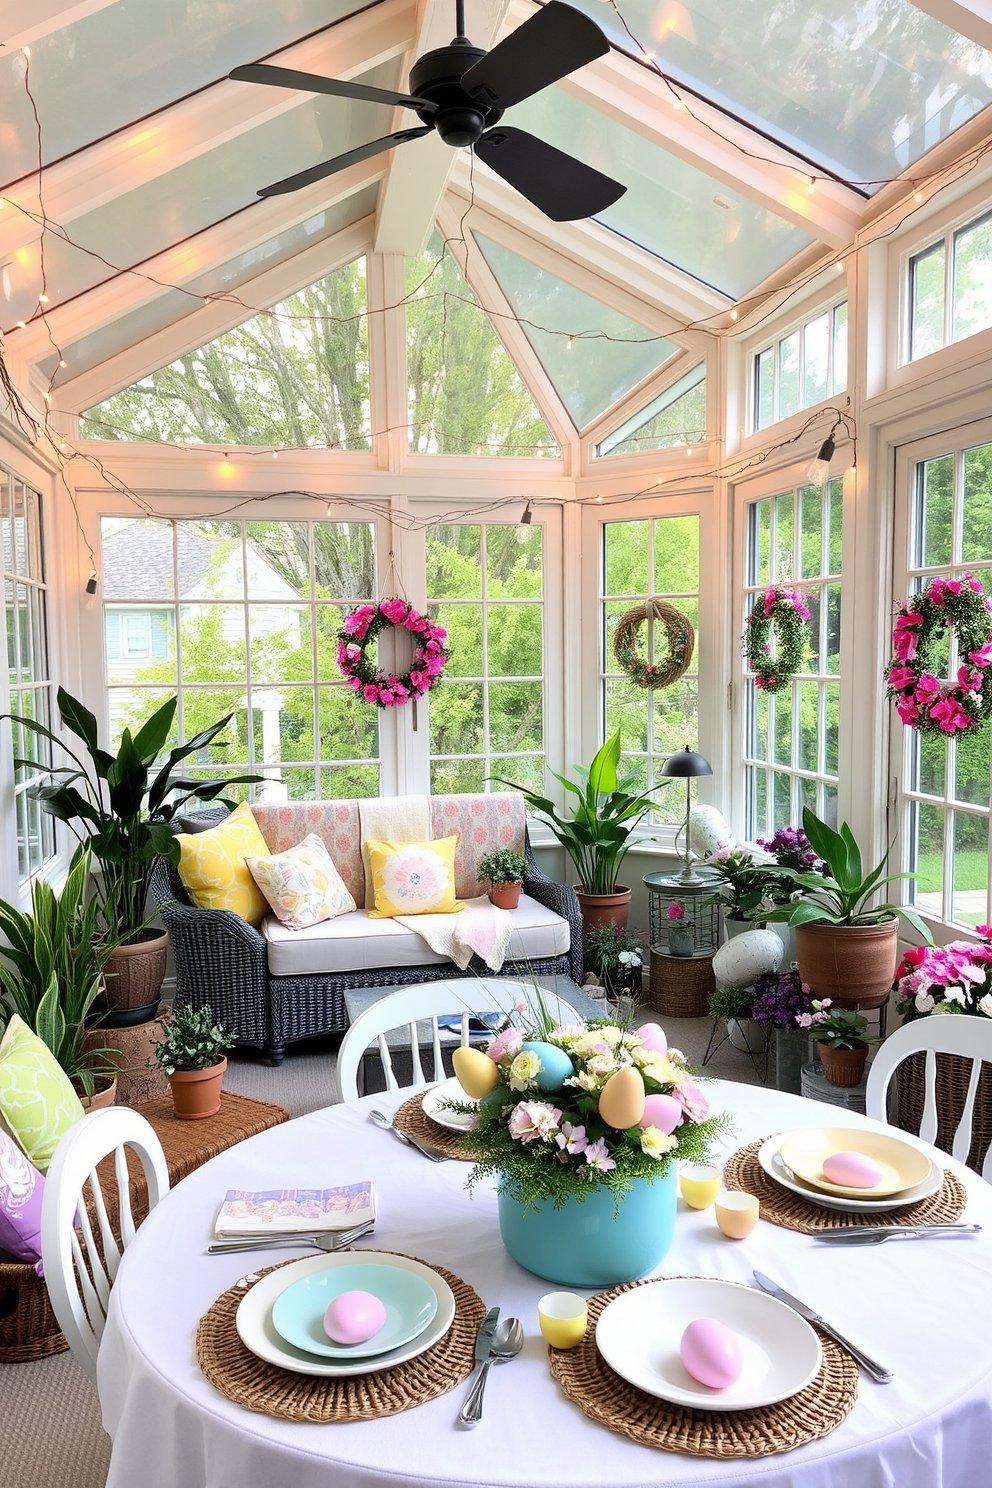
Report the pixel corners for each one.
[456,999,728,1285]
[894,925,992,1020]
[799,999,874,1087]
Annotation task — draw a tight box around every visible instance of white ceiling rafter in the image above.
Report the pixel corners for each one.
[374,0,512,256]
[6,160,385,368]
[52,216,376,416]
[0,0,117,53]
[0,0,415,257]
[906,0,992,52]
[435,197,579,464]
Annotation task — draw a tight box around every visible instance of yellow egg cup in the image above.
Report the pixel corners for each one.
[679,1162,721,1210]
[715,1189,760,1239]
[538,1291,588,1349]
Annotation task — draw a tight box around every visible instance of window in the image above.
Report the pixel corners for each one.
[753,303,847,431]
[909,211,992,361]
[100,517,380,800]
[601,515,699,823]
[895,440,992,930]
[2,472,56,881]
[426,523,546,794]
[596,366,706,457]
[743,479,842,837]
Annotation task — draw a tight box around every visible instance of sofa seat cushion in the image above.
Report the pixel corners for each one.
[262,893,570,978]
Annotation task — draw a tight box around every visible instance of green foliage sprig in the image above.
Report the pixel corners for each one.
[477,849,529,886]
[152,1004,237,1076]
[708,984,754,1020]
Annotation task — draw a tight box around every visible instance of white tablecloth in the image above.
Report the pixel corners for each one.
[98,1081,992,1488]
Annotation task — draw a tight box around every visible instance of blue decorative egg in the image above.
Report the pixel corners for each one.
[520,1040,574,1092]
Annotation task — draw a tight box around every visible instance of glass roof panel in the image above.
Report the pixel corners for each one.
[597,363,706,455]
[504,90,812,298]
[473,233,678,428]
[0,0,382,185]
[42,187,378,389]
[1,63,399,332]
[564,0,992,188]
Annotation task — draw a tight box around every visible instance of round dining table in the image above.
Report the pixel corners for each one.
[98,1079,992,1488]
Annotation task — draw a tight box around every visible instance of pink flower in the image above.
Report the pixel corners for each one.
[970,576,985,592]
[555,1121,588,1155]
[508,1101,561,1144]
[976,924,992,941]
[798,606,811,620]
[915,673,942,705]
[957,666,982,692]
[486,1026,525,1064]
[896,694,920,725]
[666,903,685,920]
[673,1079,710,1122]
[928,579,947,604]
[895,610,923,630]
[363,684,380,703]
[930,696,972,733]
[888,664,916,690]
[893,628,920,661]
[969,642,992,668]
[763,590,777,618]
[343,613,370,639]
[431,626,448,641]
[583,1138,616,1174]
[379,689,394,705]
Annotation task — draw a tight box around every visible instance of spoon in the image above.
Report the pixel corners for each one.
[368,1107,447,1162]
[458,1318,524,1427]
[206,1220,374,1254]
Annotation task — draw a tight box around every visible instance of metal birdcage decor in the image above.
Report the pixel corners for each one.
[644,872,722,958]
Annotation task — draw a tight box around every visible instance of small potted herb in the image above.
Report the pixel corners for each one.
[152,1004,237,1120]
[477,849,530,910]
[666,902,695,958]
[584,925,644,997]
[799,999,874,1087]
[707,984,767,1054]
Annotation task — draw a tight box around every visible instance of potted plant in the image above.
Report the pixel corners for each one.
[583,925,644,999]
[477,849,529,910]
[759,805,933,1008]
[800,1000,874,1087]
[666,901,695,957]
[750,970,814,1093]
[2,689,262,1025]
[151,1004,237,1120]
[0,845,122,1103]
[493,732,668,932]
[703,848,789,936]
[707,983,767,1054]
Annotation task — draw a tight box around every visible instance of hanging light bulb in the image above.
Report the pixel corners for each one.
[85,570,98,595]
[516,501,534,542]
[804,430,836,487]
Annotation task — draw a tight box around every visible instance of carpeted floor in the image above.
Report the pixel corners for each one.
[1,1008,763,1488]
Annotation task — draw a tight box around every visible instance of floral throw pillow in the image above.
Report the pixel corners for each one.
[365,837,460,918]
[0,1126,45,1272]
[0,1016,85,1175]
[246,834,357,930]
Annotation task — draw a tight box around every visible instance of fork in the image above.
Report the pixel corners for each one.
[207,1220,375,1254]
[368,1107,447,1162]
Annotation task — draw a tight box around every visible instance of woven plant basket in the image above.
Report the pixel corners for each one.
[0,1263,66,1362]
[649,950,714,1018]
[897,1049,992,1174]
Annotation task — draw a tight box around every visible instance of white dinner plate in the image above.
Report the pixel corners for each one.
[235,1251,455,1377]
[758,1133,943,1213]
[421,1077,479,1133]
[595,1278,822,1411]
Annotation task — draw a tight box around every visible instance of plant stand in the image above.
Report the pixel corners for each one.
[800,1062,867,1114]
[648,950,715,1018]
[701,1017,770,1083]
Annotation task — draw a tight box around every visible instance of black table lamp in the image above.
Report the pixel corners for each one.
[660,745,713,886]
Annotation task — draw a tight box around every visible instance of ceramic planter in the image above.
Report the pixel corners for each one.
[667,924,695,958]
[727,1018,769,1055]
[76,1076,117,1112]
[795,918,898,1009]
[574,886,631,934]
[817,1041,868,1088]
[99,929,169,1026]
[488,882,522,910]
[168,1056,227,1120]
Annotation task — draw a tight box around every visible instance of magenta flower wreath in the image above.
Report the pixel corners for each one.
[743,585,811,693]
[336,598,448,708]
[885,574,992,737]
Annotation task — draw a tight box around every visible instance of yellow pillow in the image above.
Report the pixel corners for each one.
[365,836,460,918]
[176,801,270,925]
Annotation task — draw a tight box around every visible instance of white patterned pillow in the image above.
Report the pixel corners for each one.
[246,834,356,930]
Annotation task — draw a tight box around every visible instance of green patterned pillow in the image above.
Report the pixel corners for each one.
[0,1015,85,1173]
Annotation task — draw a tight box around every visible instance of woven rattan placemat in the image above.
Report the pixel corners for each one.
[549,1279,858,1457]
[196,1251,486,1422]
[723,1137,967,1234]
[393,1091,480,1161]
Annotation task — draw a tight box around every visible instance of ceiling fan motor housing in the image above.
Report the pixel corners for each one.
[409,39,504,147]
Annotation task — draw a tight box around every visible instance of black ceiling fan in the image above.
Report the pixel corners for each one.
[229,0,626,222]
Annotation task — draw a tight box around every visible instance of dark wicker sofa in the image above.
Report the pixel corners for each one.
[148,798,581,1066]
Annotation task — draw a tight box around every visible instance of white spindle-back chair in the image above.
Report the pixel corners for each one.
[336,979,580,1106]
[866,1016,992,1183]
[41,1107,170,1383]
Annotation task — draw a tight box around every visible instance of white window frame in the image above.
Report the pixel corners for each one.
[750,298,848,434]
[122,611,152,657]
[906,206,992,365]
[594,363,707,459]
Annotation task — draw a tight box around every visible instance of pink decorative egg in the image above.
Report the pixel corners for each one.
[637,1022,668,1056]
[822,1151,883,1189]
[323,1290,387,1345]
[680,1317,743,1389]
[641,1093,684,1135]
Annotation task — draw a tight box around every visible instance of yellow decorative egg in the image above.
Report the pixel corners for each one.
[598,1066,646,1130]
[452,1045,500,1099]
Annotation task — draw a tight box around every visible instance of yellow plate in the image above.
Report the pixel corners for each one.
[779,1128,932,1198]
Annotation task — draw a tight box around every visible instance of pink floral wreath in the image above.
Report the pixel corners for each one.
[743,585,811,693]
[885,574,992,737]
[336,598,448,709]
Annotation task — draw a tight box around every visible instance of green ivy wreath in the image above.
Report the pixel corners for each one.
[612,598,695,690]
[743,585,811,693]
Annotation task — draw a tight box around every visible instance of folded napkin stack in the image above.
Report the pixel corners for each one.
[215,1182,376,1238]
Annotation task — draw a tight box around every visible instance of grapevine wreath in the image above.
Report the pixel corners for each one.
[743,585,811,693]
[336,598,448,708]
[885,574,992,736]
[612,598,695,689]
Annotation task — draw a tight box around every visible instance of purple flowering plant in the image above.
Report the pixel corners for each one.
[756,827,824,875]
[750,970,814,1029]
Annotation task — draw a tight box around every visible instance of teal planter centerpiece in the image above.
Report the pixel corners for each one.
[460,990,729,1287]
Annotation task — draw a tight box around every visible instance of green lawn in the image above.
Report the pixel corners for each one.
[915,852,988,894]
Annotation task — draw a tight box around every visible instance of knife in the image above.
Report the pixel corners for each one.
[472,1306,500,1366]
[458,1305,502,1427]
[815,1222,982,1244]
[753,1270,893,1384]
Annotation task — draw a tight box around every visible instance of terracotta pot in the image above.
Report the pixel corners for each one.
[817,1040,868,1088]
[168,1057,226,1120]
[575,886,631,934]
[76,1076,117,1111]
[85,1017,169,1105]
[99,929,168,1023]
[794,918,898,1009]
[488,882,522,910]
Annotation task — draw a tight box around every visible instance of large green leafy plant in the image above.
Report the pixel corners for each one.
[2,688,262,941]
[0,846,120,1096]
[494,732,667,895]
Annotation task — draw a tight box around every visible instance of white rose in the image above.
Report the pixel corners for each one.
[979,994,992,1018]
[915,990,935,1014]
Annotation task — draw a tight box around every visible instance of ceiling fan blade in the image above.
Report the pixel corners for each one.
[461,1,609,109]
[474,127,624,221]
[256,126,434,197]
[230,63,434,113]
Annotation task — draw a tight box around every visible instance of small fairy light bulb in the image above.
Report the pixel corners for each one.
[37,292,48,304]
[21,45,30,59]
[15,319,25,329]
[595,493,603,504]
[58,358,67,368]
[641,49,655,63]
[729,308,738,322]
[807,177,816,195]
[272,449,278,459]
[566,335,575,351]
[218,453,235,477]
[914,190,923,204]
[672,96,686,110]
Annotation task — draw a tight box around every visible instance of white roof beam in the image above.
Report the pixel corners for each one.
[905,0,992,52]
[0,0,118,52]
[374,0,512,255]
[0,0,415,258]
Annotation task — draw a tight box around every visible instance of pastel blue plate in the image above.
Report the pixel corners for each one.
[270,1263,438,1359]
